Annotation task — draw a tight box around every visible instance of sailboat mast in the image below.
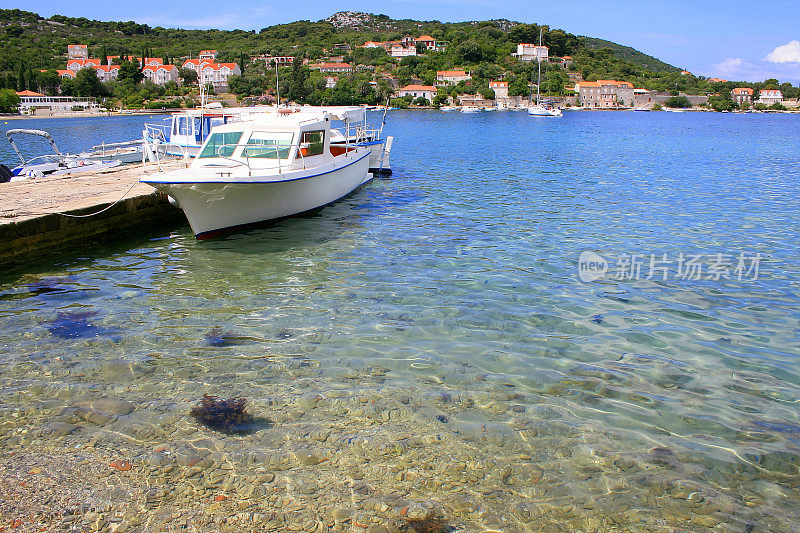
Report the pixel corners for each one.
[536,28,542,105]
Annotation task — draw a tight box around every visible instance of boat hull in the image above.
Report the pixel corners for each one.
[144,150,371,238]
[527,106,563,117]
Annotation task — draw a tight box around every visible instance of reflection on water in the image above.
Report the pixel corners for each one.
[1,111,800,531]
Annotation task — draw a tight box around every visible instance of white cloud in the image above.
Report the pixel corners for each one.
[708,56,800,83]
[765,41,800,63]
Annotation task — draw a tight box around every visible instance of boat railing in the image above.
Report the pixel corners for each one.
[214,141,305,176]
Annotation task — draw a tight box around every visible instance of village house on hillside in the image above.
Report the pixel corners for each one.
[67,44,88,60]
[182,56,241,88]
[308,62,353,74]
[513,43,548,62]
[436,70,471,86]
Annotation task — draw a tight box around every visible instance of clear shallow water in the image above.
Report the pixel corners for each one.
[1,110,800,531]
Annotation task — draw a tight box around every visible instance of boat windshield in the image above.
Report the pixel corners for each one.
[244,132,294,159]
[198,132,243,158]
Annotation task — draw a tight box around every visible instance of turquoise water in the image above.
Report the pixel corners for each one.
[1,110,800,531]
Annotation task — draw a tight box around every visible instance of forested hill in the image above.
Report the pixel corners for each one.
[580,37,678,73]
[0,8,678,74]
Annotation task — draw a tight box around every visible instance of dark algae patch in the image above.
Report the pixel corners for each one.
[190,394,252,434]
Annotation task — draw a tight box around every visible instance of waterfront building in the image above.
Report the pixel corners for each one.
[757,89,783,106]
[489,80,509,98]
[731,87,754,105]
[575,80,635,108]
[15,91,97,114]
[397,84,436,101]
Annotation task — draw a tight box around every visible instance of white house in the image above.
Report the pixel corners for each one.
[489,80,508,98]
[199,50,218,61]
[731,87,754,105]
[67,58,101,71]
[757,89,783,105]
[308,63,353,74]
[436,70,471,86]
[182,58,213,76]
[397,84,436,102]
[68,44,88,60]
[513,43,549,62]
[325,76,338,89]
[390,44,417,58]
[199,63,241,87]
[93,65,121,83]
[143,64,180,85]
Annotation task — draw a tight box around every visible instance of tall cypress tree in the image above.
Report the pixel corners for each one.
[17,62,25,91]
[27,66,35,92]
[101,45,108,66]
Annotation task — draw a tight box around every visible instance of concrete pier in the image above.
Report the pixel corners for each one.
[0,161,187,267]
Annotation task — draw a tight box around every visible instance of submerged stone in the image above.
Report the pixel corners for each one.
[45,311,120,340]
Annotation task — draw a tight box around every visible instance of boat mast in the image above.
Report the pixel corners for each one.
[536,28,542,106]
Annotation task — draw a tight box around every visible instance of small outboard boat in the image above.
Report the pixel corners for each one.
[3,129,121,182]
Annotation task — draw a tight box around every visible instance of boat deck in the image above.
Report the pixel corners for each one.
[0,161,187,268]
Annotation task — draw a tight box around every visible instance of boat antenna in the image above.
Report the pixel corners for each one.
[275,60,280,106]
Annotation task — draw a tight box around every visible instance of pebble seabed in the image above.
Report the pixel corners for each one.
[1,349,799,533]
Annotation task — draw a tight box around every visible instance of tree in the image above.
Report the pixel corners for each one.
[117,59,144,84]
[179,67,198,86]
[0,88,20,113]
[457,40,483,63]
[285,56,309,102]
[73,68,108,97]
[101,45,108,66]
[17,62,25,91]
[238,53,246,75]
[664,95,691,108]
[36,69,61,95]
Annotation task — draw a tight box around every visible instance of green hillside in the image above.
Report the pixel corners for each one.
[1,8,794,110]
[580,36,679,73]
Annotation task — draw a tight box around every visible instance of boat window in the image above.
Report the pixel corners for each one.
[244,132,294,159]
[198,131,243,158]
[177,117,190,136]
[300,130,324,156]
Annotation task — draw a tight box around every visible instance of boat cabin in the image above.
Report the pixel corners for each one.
[191,110,357,170]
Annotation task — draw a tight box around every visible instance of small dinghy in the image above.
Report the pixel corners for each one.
[2,129,121,182]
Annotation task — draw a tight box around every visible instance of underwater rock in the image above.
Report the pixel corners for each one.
[45,310,121,340]
[403,518,450,533]
[46,311,99,338]
[204,327,262,347]
[190,394,252,434]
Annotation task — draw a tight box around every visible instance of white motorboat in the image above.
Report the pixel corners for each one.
[527,29,563,118]
[439,106,459,112]
[2,129,121,182]
[460,106,481,113]
[140,107,372,238]
[144,104,393,175]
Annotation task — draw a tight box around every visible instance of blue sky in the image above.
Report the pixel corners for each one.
[8,0,800,83]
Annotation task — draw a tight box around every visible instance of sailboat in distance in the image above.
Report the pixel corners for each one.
[527,29,563,117]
